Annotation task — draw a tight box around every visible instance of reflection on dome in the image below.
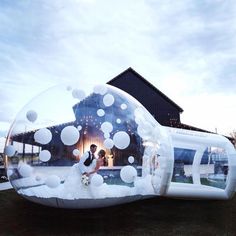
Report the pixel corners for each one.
[4,84,173,208]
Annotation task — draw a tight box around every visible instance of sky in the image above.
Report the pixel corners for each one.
[0,0,236,141]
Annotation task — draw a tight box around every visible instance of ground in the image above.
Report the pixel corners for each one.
[0,190,236,235]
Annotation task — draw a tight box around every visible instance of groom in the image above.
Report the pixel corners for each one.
[78,144,97,176]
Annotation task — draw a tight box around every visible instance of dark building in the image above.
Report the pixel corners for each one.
[108,67,218,133]
[107,67,183,126]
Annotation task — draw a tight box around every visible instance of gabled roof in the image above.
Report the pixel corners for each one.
[107,67,184,112]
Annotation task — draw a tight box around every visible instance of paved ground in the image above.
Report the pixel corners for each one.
[0,189,236,235]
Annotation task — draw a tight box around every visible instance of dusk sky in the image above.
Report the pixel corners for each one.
[0,0,236,139]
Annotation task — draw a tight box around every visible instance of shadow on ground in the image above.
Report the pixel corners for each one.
[0,189,235,236]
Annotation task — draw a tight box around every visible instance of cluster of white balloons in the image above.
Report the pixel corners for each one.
[134,107,164,143]
[93,85,107,95]
[102,130,130,150]
[93,86,132,151]
[14,114,81,163]
[34,125,81,162]
[17,162,61,189]
[99,119,130,150]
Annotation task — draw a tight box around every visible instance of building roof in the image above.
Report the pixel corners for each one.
[168,120,212,133]
[107,67,184,113]
[168,120,234,142]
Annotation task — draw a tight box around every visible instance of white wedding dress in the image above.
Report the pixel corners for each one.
[61,160,97,199]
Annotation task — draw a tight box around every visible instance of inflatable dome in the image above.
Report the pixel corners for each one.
[4,82,236,208]
[4,83,174,208]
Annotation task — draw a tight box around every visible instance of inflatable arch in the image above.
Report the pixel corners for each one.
[4,84,236,208]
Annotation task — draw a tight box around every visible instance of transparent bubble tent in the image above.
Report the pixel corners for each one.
[4,83,236,208]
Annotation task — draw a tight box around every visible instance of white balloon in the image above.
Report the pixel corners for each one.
[72,89,86,100]
[116,118,121,124]
[128,156,135,164]
[4,145,15,157]
[120,165,137,183]
[45,175,61,188]
[39,150,51,162]
[7,169,13,177]
[77,125,82,131]
[91,174,104,187]
[137,126,152,140]
[18,164,33,178]
[66,86,72,91]
[72,149,80,156]
[61,126,80,146]
[113,131,130,149]
[26,110,38,122]
[101,122,113,133]
[121,103,127,110]
[104,133,110,139]
[93,85,107,95]
[35,176,41,181]
[97,109,105,117]
[34,128,52,145]
[103,94,114,107]
[104,138,114,149]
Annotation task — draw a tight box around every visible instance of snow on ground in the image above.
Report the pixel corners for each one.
[0,182,12,191]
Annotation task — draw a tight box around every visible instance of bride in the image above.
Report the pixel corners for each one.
[61,149,106,199]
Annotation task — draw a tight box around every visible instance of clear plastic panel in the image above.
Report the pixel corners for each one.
[4,84,173,208]
[171,148,195,184]
[200,146,228,189]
